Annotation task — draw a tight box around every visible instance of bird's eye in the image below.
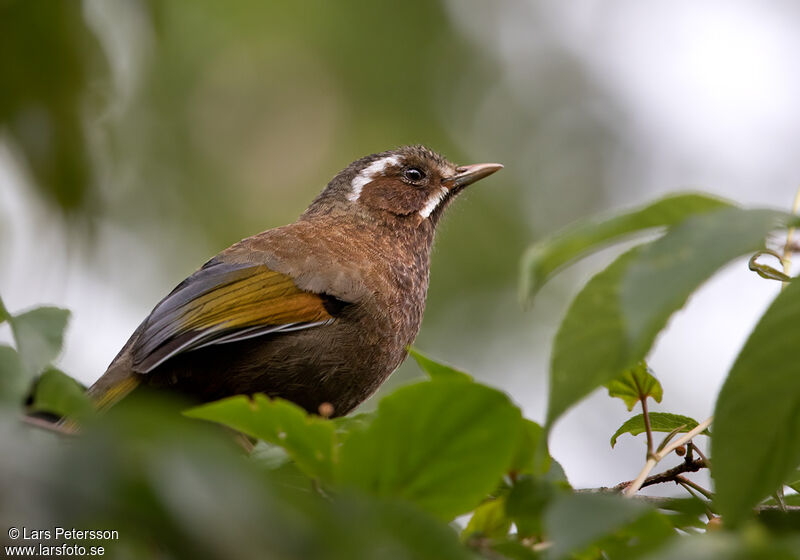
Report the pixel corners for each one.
[403,167,425,182]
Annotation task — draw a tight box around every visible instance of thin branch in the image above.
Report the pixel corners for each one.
[676,479,705,504]
[675,475,713,500]
[606,458,705,492]
[657,417,713,462]
[634,375,654,458]
[676,480,717,520]
[689,442,709,467]
[624,416,713,496]
[642,403,654,457]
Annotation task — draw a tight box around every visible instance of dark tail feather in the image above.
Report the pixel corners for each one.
[87,358,141,412]
[87,323,147,412]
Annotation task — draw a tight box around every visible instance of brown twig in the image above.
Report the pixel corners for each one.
[675,475,714,500]
[610,458,705,492]
[689,442,709,467]
[675,479,706,509]
[634,375,654,458]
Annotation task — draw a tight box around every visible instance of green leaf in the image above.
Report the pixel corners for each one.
[487,539,542,560]
[461,497,511,541]
[645,532,800,560]
[548,208,798,428]
[9,306,70,375]
[543,458,571,487]
[713,276,800,526]
[408,347,473,382]
[0,345,28,404]
[505,475,558,537]
[604,362,663,411]
[249,440,292,469]
[749,250,793,282]
[620,208,797,360]
[757,507,800,535]
[337,379,522,520]
[333,411,375,436]
[185,394,336,482]
[249,441,316,490]
[589,510,676,559]
[543,493,653,559]
[509,419,546,475]
[30,368,92,420]
[328,495,478,560]
[548,246,642,427]
[749,261,793,282]
[655,497,710,530]
[0,296,9,322]
[610,412,705,448]
[520,193,733,301]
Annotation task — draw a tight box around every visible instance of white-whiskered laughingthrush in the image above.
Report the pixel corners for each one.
[90,146,502,417]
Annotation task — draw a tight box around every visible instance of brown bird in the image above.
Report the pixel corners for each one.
[89,146,502,417]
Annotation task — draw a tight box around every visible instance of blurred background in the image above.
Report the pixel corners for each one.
[2,0,800,491]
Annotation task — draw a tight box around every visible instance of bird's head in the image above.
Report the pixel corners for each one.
[303,145,502,225]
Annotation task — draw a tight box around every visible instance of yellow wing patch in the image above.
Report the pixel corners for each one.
[132,263,337,373]
[180,268,331,330]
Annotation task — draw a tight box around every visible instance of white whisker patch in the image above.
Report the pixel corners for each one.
[419,187,449,219]
[347,155,401,202]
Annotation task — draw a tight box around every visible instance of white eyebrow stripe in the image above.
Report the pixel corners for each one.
[418,187,449,219]
[347,155,401,202]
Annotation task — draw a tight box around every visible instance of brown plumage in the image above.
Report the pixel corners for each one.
[89,146,502,417]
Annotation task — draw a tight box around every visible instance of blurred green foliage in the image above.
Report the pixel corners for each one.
[0,0,104,214]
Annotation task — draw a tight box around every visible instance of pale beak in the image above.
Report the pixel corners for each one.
[447,163,504,189]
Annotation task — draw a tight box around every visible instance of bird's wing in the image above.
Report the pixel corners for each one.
[131,259,338,373]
